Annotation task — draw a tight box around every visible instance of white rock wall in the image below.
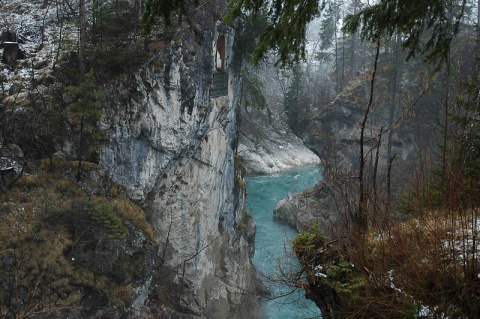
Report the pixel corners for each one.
[101,22,260,319]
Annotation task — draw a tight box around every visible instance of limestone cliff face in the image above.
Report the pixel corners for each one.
[100,21,260,319]
[238,107,320,175]
[236,63,320,175]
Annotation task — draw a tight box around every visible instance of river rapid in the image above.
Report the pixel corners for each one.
[245,165,323,319]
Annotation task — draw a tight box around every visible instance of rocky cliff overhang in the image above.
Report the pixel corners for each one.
[100,19,261,319]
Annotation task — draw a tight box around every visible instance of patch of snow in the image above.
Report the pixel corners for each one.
[442,217,480,264]
[387,269,402,294]
[314,264,328,278]
[1,0,79,96]
[416,304,449,319]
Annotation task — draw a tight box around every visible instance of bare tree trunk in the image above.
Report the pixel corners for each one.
[79,0,86,75]
[348,0,358,80]
[53,0,65,68]
[341,9,346,90]
[41,0,52,46]
[386,32,400,201]
[334,18,339,94]
[134,0,142,33]
[442,52,451,187]
[357,38,381,232]
[76,115,85,182]
[77,0,86,182]
[372,127,382,223]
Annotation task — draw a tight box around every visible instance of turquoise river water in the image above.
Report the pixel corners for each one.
[245,165,323,319]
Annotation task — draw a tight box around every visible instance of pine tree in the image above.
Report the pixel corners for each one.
[319,0,342,92]
[141,0,198,34]
[66,69,104,182]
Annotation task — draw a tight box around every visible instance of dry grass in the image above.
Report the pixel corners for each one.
[0,159,157,316]
[112,197,156,242]
[296,191,480,318]
[346,209,480,318]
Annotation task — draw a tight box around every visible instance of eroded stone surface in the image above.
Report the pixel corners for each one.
[101,21,260,319]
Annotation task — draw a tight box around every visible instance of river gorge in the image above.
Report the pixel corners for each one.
[2,0,471,317]
[246,165,323,319]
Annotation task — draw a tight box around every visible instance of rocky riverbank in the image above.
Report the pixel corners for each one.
[238,117,320,175]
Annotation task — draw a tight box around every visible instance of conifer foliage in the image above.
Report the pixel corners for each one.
[66,69,104,182]
[343,0,468,66]
[226,0,325,65]
[228,0,468,67]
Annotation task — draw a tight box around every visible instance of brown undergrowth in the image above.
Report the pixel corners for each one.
[0,160,156,318]
[293,161,480,318]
